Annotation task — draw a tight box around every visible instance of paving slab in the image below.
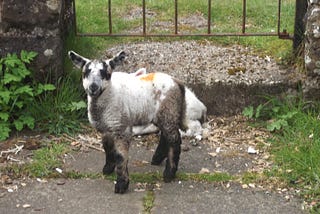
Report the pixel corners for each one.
[0,179,144,214]
[65,138,257,175]
[152,181,304,214]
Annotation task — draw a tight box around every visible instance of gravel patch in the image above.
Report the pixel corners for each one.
[107,40,299,86]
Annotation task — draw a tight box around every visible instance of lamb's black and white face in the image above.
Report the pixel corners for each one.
[82,60,111,97]
[68,51,126,97]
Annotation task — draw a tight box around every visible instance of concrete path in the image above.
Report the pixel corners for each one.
[0,179,303,214]
[0,139,305,214]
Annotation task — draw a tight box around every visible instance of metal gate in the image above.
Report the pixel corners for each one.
[71,0,292,40]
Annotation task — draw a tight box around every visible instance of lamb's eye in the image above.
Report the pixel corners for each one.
[100,69,111,80]
[100,61,111,80]
[83,63,92,78]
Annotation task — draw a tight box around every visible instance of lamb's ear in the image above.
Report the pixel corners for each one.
[68,51,90,69]
[132,68,147,76]
[108,51,126,69]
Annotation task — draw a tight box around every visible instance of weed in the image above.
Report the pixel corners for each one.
[244,95,320,210]
[26,143,69,177]
[0,51,55,140]
[2,143,69,178]
[242,95,301,132]
[143,190,155,214]
[29,75,87,136]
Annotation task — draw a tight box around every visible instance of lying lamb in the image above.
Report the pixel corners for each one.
[68,50,207,194]
[129,68,207,138]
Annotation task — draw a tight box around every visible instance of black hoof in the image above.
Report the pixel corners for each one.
[114,179,129,194]
[102,163,115,175]
[163,168,176,183]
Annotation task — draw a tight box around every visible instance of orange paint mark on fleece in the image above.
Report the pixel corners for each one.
[140,73,156,81]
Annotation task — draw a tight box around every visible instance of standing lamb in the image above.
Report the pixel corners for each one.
[68,51,187,194]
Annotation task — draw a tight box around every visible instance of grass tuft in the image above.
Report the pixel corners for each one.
[143,190,155,214]
[244,95,320,211]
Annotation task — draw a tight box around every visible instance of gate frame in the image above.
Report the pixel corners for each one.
[71,0,295,40]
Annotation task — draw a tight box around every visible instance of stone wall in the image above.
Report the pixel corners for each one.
[0,0,72,81]
[304,0,320,99]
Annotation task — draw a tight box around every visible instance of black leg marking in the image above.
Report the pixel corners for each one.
[102,134,116,175]
[114,139,130,194]
[151,132,169,165]
[163,131,182,183]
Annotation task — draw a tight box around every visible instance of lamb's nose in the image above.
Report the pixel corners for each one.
[89,83,98,92]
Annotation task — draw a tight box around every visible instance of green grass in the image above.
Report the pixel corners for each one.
[72,0,296,59]
[271,108,320,210]
[143,190,155,214]
[244,96,320,212]
[26,143,69,177]
[2,143,69,178]
[29,74,87,136]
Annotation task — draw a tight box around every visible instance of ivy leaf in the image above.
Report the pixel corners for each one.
[42,84,56,91]
[13,67,30,79]
[21,50,38,64]
[4,73,22,84]
[255,104,263,118]
[0,112,9,121]
[35,83,56,95]
[243,106,254,119]
[68,101,87,112]
[4,54,20,67]
[267,119,288,132]
[14,85,34,96]
[0,91,11,104]
[15,101,24,109]
[280,111,297,120]
[0,122,11,141]
[13,119,24,131]
[14,115,35,131]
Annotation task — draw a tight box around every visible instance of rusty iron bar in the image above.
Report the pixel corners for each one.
[76,32,291,37]
[208,0,211,34]
[72,0,78,36]
[108,0,112,34]
[278,0,281,35]
[142,0,146,35]
[72,0,292,40]
[175,0,178,34]
[242,0,246,34]
[277,0,281,36]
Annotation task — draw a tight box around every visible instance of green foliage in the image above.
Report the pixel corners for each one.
[0,51,55,140]
[28,75,87,136]
[242,96,299,132]
[242,104,263,119]
[143,191,155,214]
[245,96,320,211]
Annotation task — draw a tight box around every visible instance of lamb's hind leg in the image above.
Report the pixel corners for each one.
[161,129,181,182]
[151,132,169,165]
[113,137,130,194]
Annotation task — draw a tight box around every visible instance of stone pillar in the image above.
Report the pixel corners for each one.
[0,0,71,82]
[304,0,320,99]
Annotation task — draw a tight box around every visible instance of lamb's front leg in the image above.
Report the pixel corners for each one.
[102,134,116,175]
[113,137,130,194]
